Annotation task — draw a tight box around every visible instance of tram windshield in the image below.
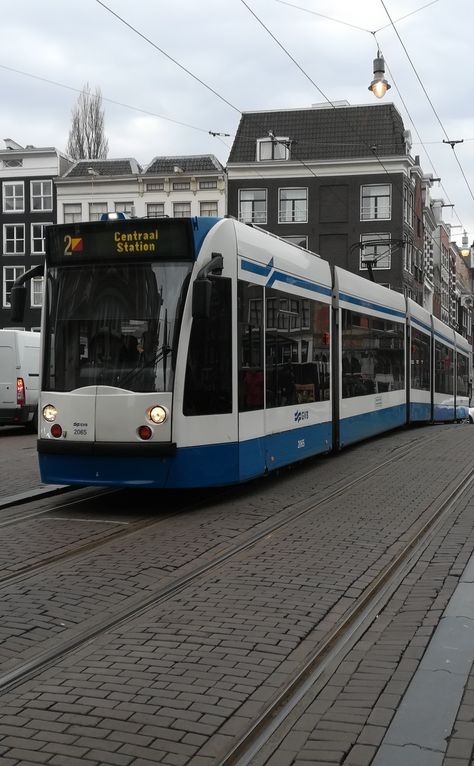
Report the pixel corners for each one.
[43,261,192,393]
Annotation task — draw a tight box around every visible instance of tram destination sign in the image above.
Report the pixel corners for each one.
[46,219,193,264]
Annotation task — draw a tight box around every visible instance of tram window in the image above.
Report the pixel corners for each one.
[265,287,330,408]
[457,352,469,397]
[434,341,454,395]
[341,309,404,398]
[183,277,232,415]
[410,328,430,391]
[238,282,264,411]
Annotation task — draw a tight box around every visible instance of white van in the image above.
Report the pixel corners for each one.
[0,329,40,431]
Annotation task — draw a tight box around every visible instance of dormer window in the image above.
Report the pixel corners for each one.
[257,136,290,161]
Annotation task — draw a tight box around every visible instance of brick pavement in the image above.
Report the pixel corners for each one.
[0,427,47,499]
[0,424,474,765]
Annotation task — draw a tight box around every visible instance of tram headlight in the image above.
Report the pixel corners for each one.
[147,405,168,424]
[42,404,58,422]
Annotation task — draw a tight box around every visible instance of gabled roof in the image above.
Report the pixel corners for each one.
[227,103,407,163]
[63,158,142,178]
[144,154,224,175]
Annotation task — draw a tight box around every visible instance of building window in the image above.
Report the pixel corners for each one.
[145,182,164,191]
[3,224,25,254]
[199,180,217,189]
[89,202,108,221]
[31,223,51,254]
[31,180,53,211]
[239,189,267,224]
[360,184,391,220]
[282,235,308,249]
[63,203,82,223]
[360,233,391,270]
[173,182,191,191]
[115,201,134,215]
[404,186,414,226]
[2,158,22,168]
[173,202,191,217]
[2,182,24,212]
[257,137,290,161]
[31,277,44,307]
[200,201,218,217]
[3,266,25,308]
[279,188,308,223]
[147,202,165,217]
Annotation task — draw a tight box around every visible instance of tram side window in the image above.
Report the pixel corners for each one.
[456,352,469,397]
[183,277,232,415]
[410,328,430,391]
[265,287,330,409]
[434,341,454,395]
[238,281,264,411]
[341,309,404,398]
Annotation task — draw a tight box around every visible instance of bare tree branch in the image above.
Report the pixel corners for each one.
[66,83,109,159]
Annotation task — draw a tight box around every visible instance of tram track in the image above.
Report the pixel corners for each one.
[217,467,474,766]
[0,427,456,698]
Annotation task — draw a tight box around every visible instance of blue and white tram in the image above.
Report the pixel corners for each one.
[11,215,471,489]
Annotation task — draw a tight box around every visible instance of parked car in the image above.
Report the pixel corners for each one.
[0,329,40,431]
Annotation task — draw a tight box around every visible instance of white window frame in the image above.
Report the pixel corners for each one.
[199,180,217,190]
[63,203,82,224]
[282,235,308,249]
[239,189,267,224]
[200,201,218,217]
[278,188,308,223]
[114,201,134,215]
[257,137,290,161]
[173,202,191,218]
[31,179,53,212]
[89,202,108,221]
[3,223,25,255]
[31,222,52,255]
[359,233,391,270]
[31,276,44,308]
[147,202,165,217]
[2,181,24,213]
[360,184,391,221]
[172,181,191,191]
[145,182,164,191]
[2,158,22,168]
[3,266,25,308]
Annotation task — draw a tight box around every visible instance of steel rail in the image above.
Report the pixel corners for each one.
[217,468,474,766]
[0,431,445,696]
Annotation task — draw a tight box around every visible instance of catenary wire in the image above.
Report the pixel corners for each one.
[267,0,472,234]
[0,63,230,138]
[378,0,474,202]
[93,0,464,272]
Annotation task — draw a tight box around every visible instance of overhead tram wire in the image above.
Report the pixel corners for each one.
[267,0,471,236]
[240,0,471,247]
[95,0,241,117]
[94,0,464,264]
[273,0,440,35]
[379,0,474,203]
[0,63,228,138]
[372,32,462,228]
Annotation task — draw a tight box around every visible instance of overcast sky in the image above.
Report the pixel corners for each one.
[1,0,473,246]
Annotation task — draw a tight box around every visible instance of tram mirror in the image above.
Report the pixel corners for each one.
[192,279,212,319]
[10,284,27,322]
